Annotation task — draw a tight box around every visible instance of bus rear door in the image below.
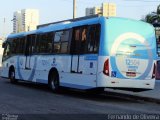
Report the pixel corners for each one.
[71,27,81,73]
[71,27,88,73]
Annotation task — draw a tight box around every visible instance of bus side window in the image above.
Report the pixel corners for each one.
[74,28,81,54]
[36,34,41,53]
[39,34,47,53]
[37,32,54,54]
[29,35,36,54]
[54,30,70,54]
[19,37,25,54]
[54,31,62,53]
[70,26,88,55]
[60,30,70,53]
[80,27,87,54]
[47,32,54,53]
[25,35,32,55]
[16,38,21,54]
[87,24,100,53]
[71,27,83,54]
[25,34,37,55]
[44,32,54,54]
[11,38,17,54]
[13,38,21,54]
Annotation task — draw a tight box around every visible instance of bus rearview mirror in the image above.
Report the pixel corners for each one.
[2,42,6,48]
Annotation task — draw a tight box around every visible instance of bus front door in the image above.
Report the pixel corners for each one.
[25,35,36,70]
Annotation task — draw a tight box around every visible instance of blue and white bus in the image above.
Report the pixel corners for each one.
[1,16,157,92]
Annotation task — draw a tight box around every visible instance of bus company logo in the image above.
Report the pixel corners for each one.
[20,59,23,66]
[53,58,56,64]
[111,32,153,79]
[51,58,57,67]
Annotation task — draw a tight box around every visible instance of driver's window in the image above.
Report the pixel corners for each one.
[3,42,11,61]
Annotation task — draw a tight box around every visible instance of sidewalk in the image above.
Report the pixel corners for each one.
[105,81,160,103]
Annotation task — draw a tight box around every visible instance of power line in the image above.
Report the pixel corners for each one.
[59,0,159,6]
[124,0,160,2]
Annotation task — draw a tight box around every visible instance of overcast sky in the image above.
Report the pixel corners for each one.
[0,0,159,37]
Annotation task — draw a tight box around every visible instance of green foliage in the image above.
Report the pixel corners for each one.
[157,5,160,14]
[145,4,160,26]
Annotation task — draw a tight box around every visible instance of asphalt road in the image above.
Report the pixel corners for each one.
[0,77,160,120]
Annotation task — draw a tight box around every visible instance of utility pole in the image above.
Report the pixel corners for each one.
[2,18,6,39]
[73,0,76,19]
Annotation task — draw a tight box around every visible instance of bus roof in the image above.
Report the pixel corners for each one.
[7,32,26,39]
[37,16,101,33]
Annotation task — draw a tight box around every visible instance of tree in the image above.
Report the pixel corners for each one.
[157,4,160,14]
[157,5,160,24]
[145,4,160,27]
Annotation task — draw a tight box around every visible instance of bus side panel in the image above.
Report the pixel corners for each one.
[34,55,72,84]
[15,55,26,81]
[1,64,9,78]
[1,56,17,78]
[60,73,97,89]
[60,54,98,89]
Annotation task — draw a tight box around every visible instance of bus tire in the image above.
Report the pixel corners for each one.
[48,70,60,92]
[9,67,17,84]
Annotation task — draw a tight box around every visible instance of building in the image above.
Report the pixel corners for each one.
[86,7,102,16]
[13,11,21,33]
[86,3,116,17]
[13,9,39,33]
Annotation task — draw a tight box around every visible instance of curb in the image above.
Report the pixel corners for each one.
[104,91,160,104]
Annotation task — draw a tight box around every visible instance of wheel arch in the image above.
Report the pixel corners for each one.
[8,65,15,78]
[48,67,59,84]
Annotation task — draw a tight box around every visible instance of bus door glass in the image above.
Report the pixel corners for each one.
[79,25,100,75]
[77,24,100,75]
[71,27,87,73]
[25,34,36,69]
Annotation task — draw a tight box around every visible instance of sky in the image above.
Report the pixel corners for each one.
[0,0,160,37]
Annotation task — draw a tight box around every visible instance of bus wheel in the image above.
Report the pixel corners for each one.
[9,68,17,84]
[49,71,60,92]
